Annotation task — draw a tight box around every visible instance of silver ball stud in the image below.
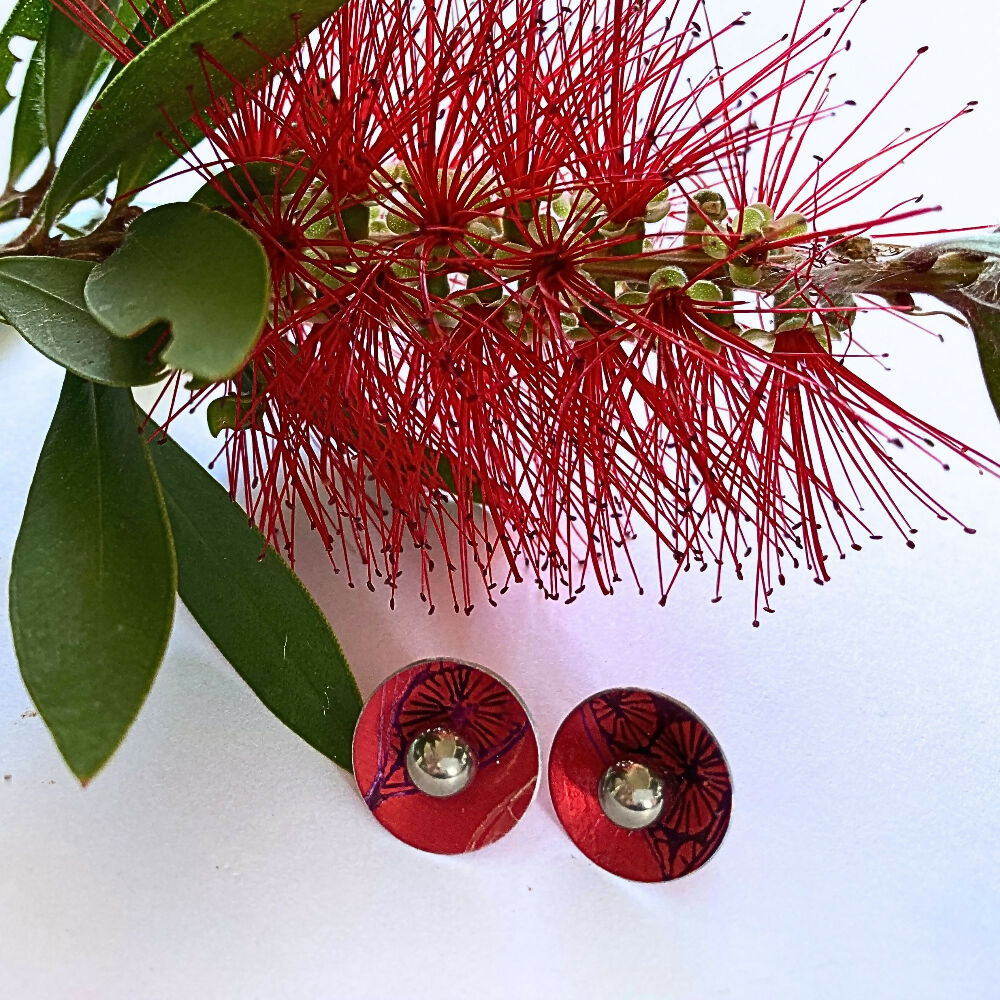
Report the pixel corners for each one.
[406,728,476,798]
[598,761,666,830]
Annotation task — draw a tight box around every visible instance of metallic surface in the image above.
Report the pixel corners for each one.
[598,761,666,830]
[405,728,476,798]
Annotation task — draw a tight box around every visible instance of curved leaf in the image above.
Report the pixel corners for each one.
[110,0,212,196]
[9,374,177,783]
[0,256,166,386]
[917,234,1000,426]
[0,0,49,118]
[43,2,122,149]
[43,0,350,221]
[8,36,46,185]
[117,118,207,200]
[147,425,362,770]
[940,264,1000,423]
[191,160,309,210]
[84,202,270,381]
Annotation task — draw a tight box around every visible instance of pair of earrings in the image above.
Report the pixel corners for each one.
[352,658,732,883]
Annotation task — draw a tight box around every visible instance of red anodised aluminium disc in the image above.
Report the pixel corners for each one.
[352,659,539,855]
[548,688,733,882]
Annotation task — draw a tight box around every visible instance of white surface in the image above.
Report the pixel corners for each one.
[2,2,1000,997]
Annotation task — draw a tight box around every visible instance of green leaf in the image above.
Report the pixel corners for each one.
[437,454,484,505]
[0,256,166,386]
[84,202,270,381]
[8,38,47,185]
[9,373,176,783]
[190,159,311,210]
[146,424,362,770]
[37,2,174,206]
[43,2,122,149]
[117,118,206,201]
[42,0,351,221]
[100,1,196,197]
[104,0,206,89]
[0,0,50,118]
[917,234,1000,426]
[111,1,217,197]
[940,269,1000,424]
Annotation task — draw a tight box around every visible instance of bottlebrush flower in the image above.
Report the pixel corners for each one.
[72,0,996,620]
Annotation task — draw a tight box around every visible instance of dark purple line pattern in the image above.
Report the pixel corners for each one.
[550,687,732,881]
[353,659,539,854]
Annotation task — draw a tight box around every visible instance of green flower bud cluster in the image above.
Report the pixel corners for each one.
[610,262,732,351]
[735,289,856,354]
[251,163,852,362]
[682,189,817,295]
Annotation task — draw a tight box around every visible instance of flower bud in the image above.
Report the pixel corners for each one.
[729,260,763,287]
[503,201,535,243]
[467,217,501,244]
[704,285,737,329]
[466,270,502,303]
[649,265,687,291]
[550,193,572,218]
[696,331,723,353]
[599,216,632,237]
[684,189,728,245]
[207,395,239,438]
[821,292,857,331]
[434,309,461,331]
[338,202,370,241]
[527,214,562,242]
[776,316,812,334]
[386,211,418,234]
[560,308,588,338]
[774,293,812,328]
[304,206,331,240]
[644,189,672,223]
[604,218,646,258]
[740,206,768,237]
[702,234,730,259]
[764,212,809,241]
[748,202,775,224]
[691,189,728,221]
[427,272,450,297]
[687,280,724,302]
[740,328,777,353]
[389,163,414,188]
[502,300,524,333]
[391,258,419,280]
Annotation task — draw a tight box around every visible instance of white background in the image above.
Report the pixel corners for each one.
[2,2,999,997]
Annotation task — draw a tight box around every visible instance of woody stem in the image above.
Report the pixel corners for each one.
[578,248,990,303]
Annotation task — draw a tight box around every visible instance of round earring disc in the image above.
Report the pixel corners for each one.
[548,687,733,882]
[353,659,539,855]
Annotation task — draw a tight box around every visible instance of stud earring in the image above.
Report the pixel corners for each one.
[352,658,539,855]
[548,687,732,882]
